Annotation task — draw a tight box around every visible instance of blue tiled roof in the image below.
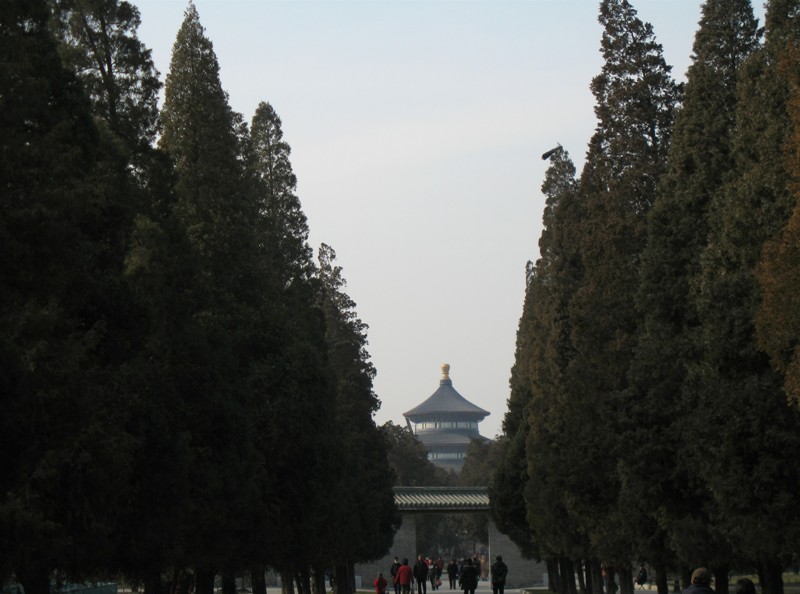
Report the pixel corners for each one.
[403,378,489,419]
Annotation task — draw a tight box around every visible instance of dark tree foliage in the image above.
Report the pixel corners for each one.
[491,427,537,560]
[564,0,678,577]
[629,0,759,582]
[317,244,399,593]
[245,101,334,586]
[2,0,400,589]
[157,3,265,587]
[249,102,314,288]
[455,438,501,545]
[493,278,538,563]
[756,43,800,408]
[48,0,161,153]
[522,148,589,569]
[0,0,138,589]
[382,422,450,487]
[493,151,584,568]
[459,438,500,487]
[687,2,800,591]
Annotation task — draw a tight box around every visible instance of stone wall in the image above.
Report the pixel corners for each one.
[487,520,547,588]
[356,512,418,588]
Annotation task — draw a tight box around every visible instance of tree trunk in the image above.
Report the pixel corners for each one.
[298,568,313,594]
[654,564,668,594]
[559,558,577,594]
[311,567,327,594]
[144,568,164,594]
[548,559,560,593]
[334,564,353,594]
[605,567,617,594]
[681,569,691,592]
[17,560,51,594]
[196,568,215,594]
[758,561,784,594]
[222,573,236,594]
[713,568,729,594]
[568,559,578,594]
[281,571,295,594]
[617,565,633,594]
[577,560,587,594]
[558,558,570,594]
[251,566,267,594]
[195,568,215,594]
[589,559,602,594]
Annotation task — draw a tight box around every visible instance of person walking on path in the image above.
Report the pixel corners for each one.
[447,560,458,590]
[682,568,715,594]
[375,574,388,594]
[635,565,647,590]
[397,559,413,594]
[414,555,429,594]
[490,556,508,594]
[460,558,479,594]
[391,557,402,594]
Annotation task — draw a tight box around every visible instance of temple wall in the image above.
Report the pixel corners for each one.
[487,520,547,588]
[356,512,418,588]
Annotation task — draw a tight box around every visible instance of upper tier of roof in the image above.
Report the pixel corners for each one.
[403,364,490,420]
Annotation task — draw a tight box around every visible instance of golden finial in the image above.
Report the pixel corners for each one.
[441,363,450,380]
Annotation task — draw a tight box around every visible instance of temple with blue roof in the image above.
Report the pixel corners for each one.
[403,363,490,471]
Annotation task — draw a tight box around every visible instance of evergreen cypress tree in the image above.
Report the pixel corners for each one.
[160,2,253,282]
[628,0,759,581]
[249,101,314,288]
[491,260,537,555]
[157,4,263,588]
[244,100,338,587]
[688,2,800,590]
[317,244,398,594]
[523,148,588,569]
[565,0,678,583]
[492,147,587,590]
[0,0,138,588]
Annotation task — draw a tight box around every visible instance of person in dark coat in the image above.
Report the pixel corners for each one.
[447,560,459,590]
[682,568,715,594]
[414,555,429,594]
[490,556,508,594]
[391,557,402,594]
[460,558,479,594]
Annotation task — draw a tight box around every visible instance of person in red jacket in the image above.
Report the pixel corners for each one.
[375,573,388,594]
[396,559,414,594]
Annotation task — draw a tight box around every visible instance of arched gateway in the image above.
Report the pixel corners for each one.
[355,487,546,589]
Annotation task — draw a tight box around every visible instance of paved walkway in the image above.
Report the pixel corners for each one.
[429,582,540,594]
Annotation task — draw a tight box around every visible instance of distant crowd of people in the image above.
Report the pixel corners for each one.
[376,555,507,594]
[630,565,758,594]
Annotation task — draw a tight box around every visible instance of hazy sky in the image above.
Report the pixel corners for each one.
[133,0,765,439]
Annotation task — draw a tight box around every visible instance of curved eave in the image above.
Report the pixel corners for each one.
[403,380,490,418]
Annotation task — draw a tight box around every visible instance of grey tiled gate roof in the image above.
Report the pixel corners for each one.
[393,486,489,512]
